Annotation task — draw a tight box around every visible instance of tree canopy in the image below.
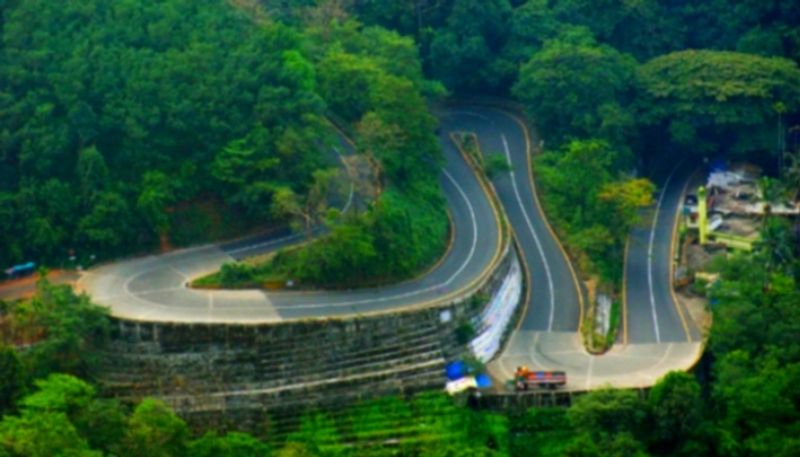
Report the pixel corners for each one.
[636,50,800,156]
[0,0,328,266]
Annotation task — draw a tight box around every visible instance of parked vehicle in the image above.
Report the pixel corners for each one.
[513,366,566,391]
[4,262,36,279]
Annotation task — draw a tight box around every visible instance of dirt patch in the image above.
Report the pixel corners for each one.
[0,270,80,301]
[676,290,712,338]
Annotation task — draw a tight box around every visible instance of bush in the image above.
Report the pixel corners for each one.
[483,154,512,178]
[218,263,257,286]
[455,322,476,345]
[6,280,110,380]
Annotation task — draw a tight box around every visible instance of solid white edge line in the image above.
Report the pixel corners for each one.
[278,168,479,308]
[647,159,686,344]
[95,112,488,313]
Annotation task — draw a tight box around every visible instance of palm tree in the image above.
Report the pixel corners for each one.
[755,217,795,274]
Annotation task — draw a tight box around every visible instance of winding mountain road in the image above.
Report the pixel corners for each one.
[482,106,702,389]
[78,109,501,323]
[78,104,703,390]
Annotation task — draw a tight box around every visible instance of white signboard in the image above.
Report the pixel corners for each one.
[445,376,478,395]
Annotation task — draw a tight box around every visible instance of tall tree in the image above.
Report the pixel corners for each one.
[0,346,23,414]
[5,280,110,380]
[636,50,800,157]
[428,0,513,93]
[513,27,637,147]
[122,398,189,457]
[647,372,705,453]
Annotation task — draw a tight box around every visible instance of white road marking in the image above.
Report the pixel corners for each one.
[272,168,480,309]
[501,134,556,331]
[647,160,685,344]
[124,163,480,312]
[169,266,188,280]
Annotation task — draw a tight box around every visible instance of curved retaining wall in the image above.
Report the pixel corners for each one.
[98,242,524,432]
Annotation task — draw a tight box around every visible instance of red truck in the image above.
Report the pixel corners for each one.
[514,366,567,391]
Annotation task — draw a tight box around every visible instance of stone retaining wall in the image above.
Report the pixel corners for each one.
[98,243,523,433]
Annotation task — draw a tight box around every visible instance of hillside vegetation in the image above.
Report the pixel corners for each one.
[1,0,799,456]
[1,0,448,289]
[2,226,798,456]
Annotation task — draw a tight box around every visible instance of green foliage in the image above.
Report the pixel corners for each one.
[508,408,572,457]
[709,249,800,362]
[286,412,342,457]
[0,374,106,457]
[483,154,512,178]
[137,171,175,237]
[535,139,652,283]
[75,147,109,207]
[513,27,637,148]
[228,180,448,289]
[211,134,284,220]
[1,0,328,264]
[702,218,800,456]
[0,346,23,413]
[455,322,476,345]
[73,399,128,455]
[216,20,448,288]
[274,442,315,457]
[3,280,110,380]
[4,3,800,455]
[647,372,704,452]
[563,431,649,457]
[189,431,271,457]
[20,374,95,416]
[428,0,514,93]
[122,398,190,457]
[272,168,344,240]
[318,50,380,123]
[78,191,137,257]
[605,299,622,348]
[636,50,800,156]
[568,388,645,438]
[501,0,563,64]
[0,410,101,457]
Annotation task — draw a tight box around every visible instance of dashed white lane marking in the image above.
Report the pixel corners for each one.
[502,134,556,331]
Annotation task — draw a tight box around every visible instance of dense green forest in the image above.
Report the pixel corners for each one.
[2,0,800,455]
[1,0,448,288]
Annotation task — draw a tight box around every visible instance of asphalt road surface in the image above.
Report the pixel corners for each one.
[475,105,702,390]
[78,104,702,390]
[625,159,703,344]
[78,107,501,323]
